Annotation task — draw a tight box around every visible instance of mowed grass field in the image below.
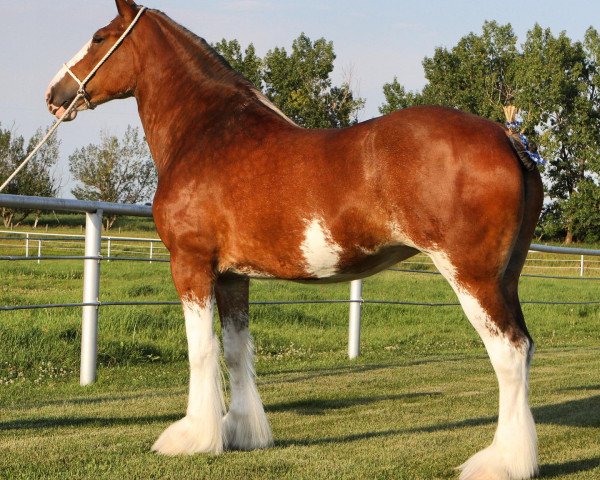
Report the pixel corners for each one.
[0,222,599,479]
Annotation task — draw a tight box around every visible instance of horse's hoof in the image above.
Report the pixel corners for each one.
[152,416,223,455]
[458,444,538,480]
[223,410,273,451]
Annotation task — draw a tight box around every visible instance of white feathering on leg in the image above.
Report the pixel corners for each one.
[429,251,538,480]
[152,298,225,455]
[222,322,273,450]
[454,291,537,480]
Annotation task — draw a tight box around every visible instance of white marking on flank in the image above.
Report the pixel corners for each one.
[387,220,418,248]
[46,40,92,101]
[229,266,274,279]
[300,217,342,278]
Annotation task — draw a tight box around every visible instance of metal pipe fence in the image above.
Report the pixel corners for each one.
[1,194,599,384]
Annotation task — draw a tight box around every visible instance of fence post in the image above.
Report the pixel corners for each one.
[580,255,584,277]
[107,237,111,262]
[149,241,154,264]
[25,233,29,257]
[37,240,41,264]
[80,210,103,386]
[348,279,363,359]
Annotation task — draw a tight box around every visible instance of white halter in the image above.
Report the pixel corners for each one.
[63,6,148,109]
[0,6,147,193]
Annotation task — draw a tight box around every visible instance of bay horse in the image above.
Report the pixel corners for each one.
[46,1,544,479]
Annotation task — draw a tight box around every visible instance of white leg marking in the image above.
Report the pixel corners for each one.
[429,252,538,480]
[456,291,537,480]
[300,217,343,278]
[46,40,92,101]
[152,298,225,455]
[222,322,273,450]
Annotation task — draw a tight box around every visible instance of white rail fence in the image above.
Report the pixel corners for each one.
[1,194,599,386]
[0,230,170,263]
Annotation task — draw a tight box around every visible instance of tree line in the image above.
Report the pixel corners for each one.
[1,25,598,241]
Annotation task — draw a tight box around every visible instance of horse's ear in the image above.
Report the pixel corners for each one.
[115,0,138,21]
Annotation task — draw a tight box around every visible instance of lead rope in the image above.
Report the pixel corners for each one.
[0,6,147,193]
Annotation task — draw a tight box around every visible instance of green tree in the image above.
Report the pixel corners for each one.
[263,33,364,128]
[379,77,422,115]
[564,179,600,242]
[380,21,518,120]
[69,126,156,229]
[0,125,60,227]
[214,34,364,128]
[515,26,599,243]
[213,39,263,88]
[425,21,518,120]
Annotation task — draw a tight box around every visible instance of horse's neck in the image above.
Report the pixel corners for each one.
[133,12,278,174]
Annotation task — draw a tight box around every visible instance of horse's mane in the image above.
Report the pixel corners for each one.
[152,10,246,84]
[150,9,295,125]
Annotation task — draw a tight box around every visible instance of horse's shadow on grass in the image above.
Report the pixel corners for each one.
[266,391,442,415]
[1,390,598,477]
[259,355,481,386]
[558,384,600,392]
[404,393,600,433]
[3,392,597,432]
[271,393,600,478]
[0,413,179,431]
[540,457,600,478]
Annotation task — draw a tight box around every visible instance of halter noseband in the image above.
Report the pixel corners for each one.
[63,6,147,110]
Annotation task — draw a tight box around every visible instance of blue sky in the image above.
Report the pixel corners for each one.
[1,0,598,196]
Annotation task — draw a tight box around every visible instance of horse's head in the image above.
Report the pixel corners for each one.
[46,0,145,121]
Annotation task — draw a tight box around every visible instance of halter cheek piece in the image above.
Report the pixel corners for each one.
[64,66,96,109]
[63,6,147,110]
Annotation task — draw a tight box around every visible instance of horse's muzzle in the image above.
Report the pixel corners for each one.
[46,86,79,121]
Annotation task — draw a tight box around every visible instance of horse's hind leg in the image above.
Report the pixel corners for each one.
[216,275,273,450]
[430,253,538,480]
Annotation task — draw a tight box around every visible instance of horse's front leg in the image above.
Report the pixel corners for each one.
[152,253,225,455]
[216,275,273,450]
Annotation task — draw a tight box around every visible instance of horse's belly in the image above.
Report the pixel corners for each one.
[297,244,418,284]
[227,244,418,283]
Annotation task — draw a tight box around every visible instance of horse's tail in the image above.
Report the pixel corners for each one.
[506,132,537,172]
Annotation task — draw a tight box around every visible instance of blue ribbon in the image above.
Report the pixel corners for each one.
[506,122,546,166]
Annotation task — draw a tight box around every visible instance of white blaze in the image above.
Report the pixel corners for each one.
[46,40,92,100]
[300,217,342,278]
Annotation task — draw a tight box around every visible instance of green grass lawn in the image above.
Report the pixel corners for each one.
[0,231,599,479]
[0,349,598,479]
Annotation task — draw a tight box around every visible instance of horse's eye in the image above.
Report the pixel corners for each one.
[92,35,104,44]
